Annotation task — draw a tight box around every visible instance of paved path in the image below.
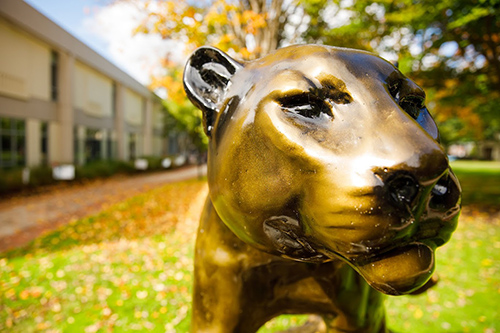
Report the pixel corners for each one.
[0,165,206,252]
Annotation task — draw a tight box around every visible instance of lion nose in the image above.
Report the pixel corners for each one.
[386,173,420,210]
[384,168,461,217]
[428,171,461,212]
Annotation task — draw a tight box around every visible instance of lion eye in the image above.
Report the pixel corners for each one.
[278,93,333,119]
[389,81,425,120]
[388,81,401,102]
[400,96,425,119]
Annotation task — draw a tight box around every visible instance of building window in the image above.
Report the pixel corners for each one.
[0,117,25,169]
[112,83,117,117]
[74,126,79,164]
[106,130,116,160]
[168,132,178,155]
[41,122,48,166]
[51,51,58,101]
[129,133,137,160]
[85,129,103,162]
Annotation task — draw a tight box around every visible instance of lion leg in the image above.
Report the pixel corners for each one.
[191,199,273,333]
[192,257,263,333]
[313,264,388,333]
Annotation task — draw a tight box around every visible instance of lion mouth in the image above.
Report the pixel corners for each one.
[262,175,459,294]
[342,210,454,261]
[338,173,461,259]
[353,242,435,295]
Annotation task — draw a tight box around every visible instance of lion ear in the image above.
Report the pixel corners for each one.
[183,46,243,136]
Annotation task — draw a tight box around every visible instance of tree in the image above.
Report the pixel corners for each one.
[134,0,310,60]
[125,0,499,147]
[125,0,313,149]
[301,0,500,145]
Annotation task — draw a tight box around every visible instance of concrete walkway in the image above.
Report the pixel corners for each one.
[0,165,206,252]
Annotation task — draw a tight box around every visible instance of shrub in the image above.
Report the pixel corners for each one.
[75,160,135,180]
[28,166,54,187]
[0,157,177,196]
[0,168,23,194]
[139,156,164,171]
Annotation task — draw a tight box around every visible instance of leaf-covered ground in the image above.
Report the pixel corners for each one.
[1,179,207,333]
[1,173,499,332]
[386,205,500,332]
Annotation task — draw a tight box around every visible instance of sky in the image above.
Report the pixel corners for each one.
[24,0,110,60]
[23,0,181,87]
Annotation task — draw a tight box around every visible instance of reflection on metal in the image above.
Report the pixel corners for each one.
[183,45,461,332]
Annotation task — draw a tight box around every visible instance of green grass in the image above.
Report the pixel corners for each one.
[386,211,500,332]
[0,180,205,332]
[1,161,499,332]
[450,160,500,208]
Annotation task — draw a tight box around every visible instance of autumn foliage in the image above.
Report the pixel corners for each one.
[131,0,306,106]
[129,0,499,146]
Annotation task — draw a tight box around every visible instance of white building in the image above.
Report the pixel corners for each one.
[0,1,179,169]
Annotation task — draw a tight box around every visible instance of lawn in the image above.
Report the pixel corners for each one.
[450,160,500,208]
[1,161,499,332]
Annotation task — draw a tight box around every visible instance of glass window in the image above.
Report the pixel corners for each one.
[1,118,11,130]
[1,135,12,162]
[85,128,103,162]
[0,117,26,168]
[41,122,48,166]
[16,137,25,165]
[112,83,117,117]
[74,126,79,164]
[129,133,137,160]
[168,132,178,155]
[16,120,25,132]
[51,51,58,101]
[105,130,116,160]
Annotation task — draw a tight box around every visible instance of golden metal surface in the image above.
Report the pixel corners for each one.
[183,45,461,332]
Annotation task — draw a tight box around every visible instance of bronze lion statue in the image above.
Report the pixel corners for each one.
[183,45,461,332]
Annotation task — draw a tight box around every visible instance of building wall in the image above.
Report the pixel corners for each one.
[477,141,500,161]
[74,61,113,119]
[0,17,54,168]
[0,18,51,101]
[0,4,169,170]
[26,118,41,166]
[124,89,143,126]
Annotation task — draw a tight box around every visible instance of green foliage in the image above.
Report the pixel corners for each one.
[0,166,54,196]
[140,156,163,171]
[163,99,208,151]
[132,0,498,147]
[75,160,135,180]
[450,160,500,208]
[302,0,500,143]
[0,159,172,196]
[28,166,54,187]
[448,6,494,29]
[0,168,23,194]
